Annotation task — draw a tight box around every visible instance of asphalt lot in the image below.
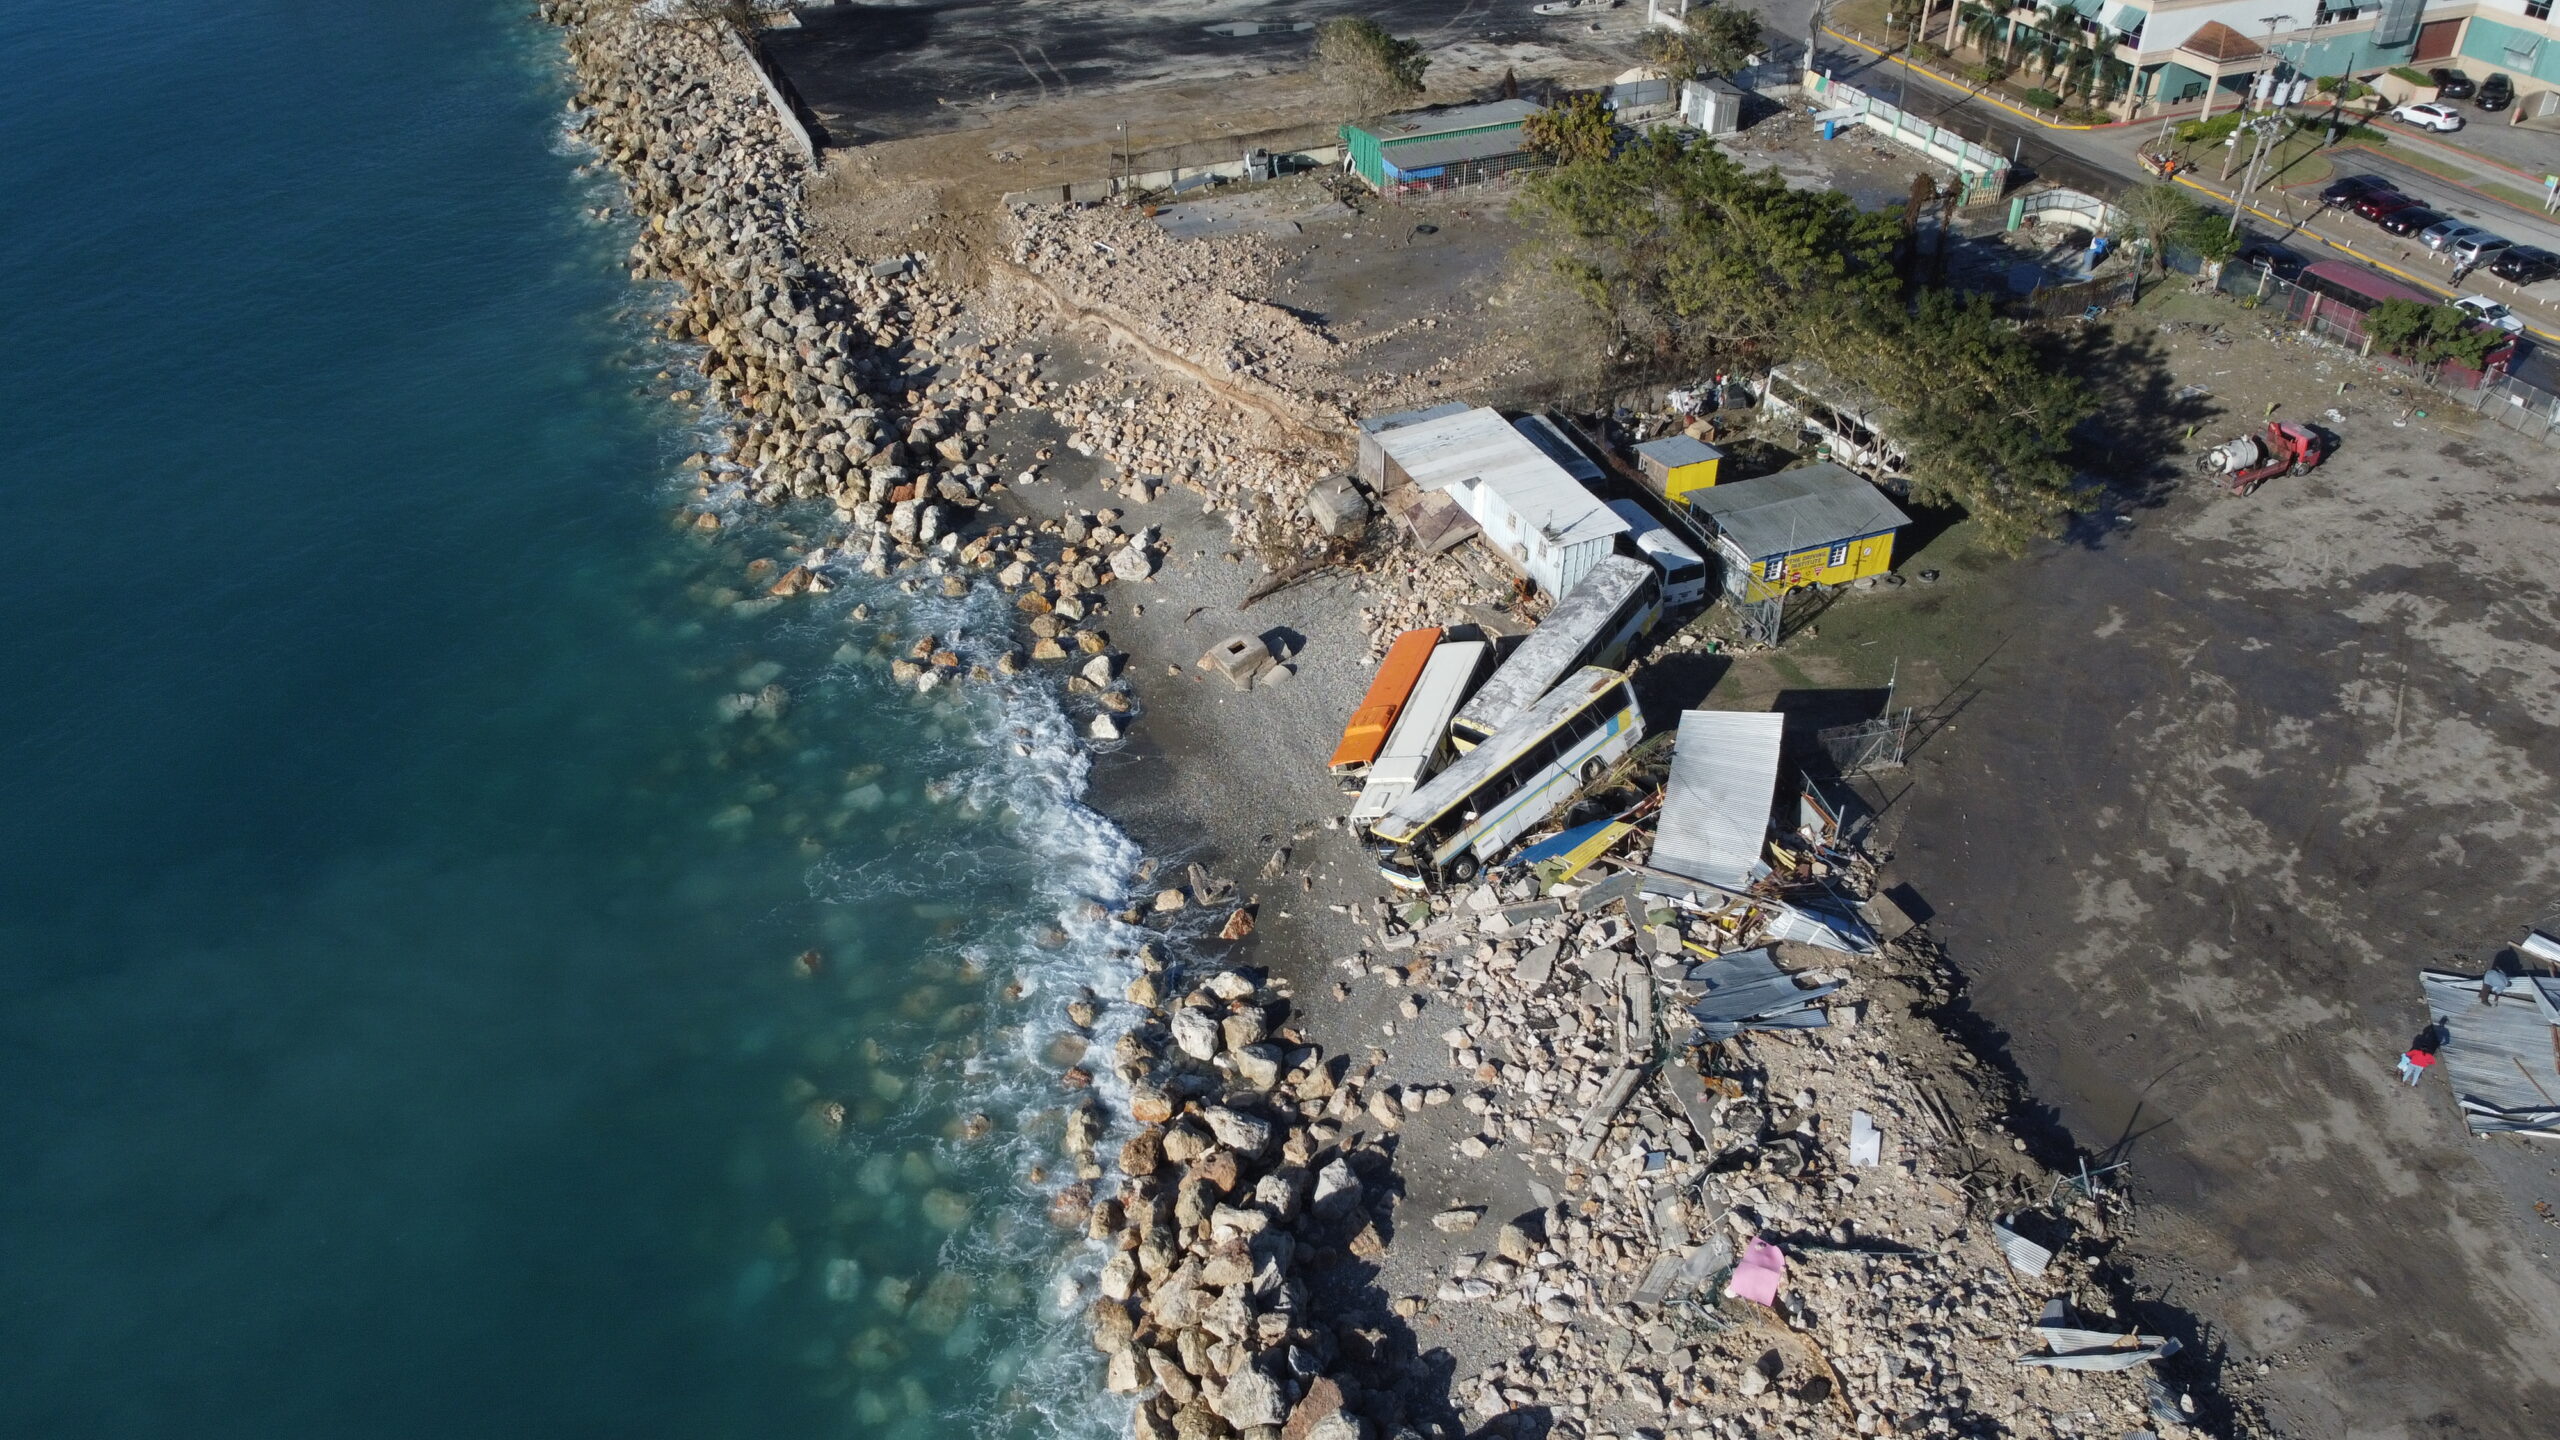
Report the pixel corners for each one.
[766,0,1550,143]
[1853,390,2560,1438]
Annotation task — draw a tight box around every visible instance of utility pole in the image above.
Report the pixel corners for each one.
[2227,116,2276,237]
[1807,0,1831,79]
[2254,15,2292,112]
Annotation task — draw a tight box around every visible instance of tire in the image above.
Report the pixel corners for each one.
[1447,856,1480,884]
[1580,757,1608,788]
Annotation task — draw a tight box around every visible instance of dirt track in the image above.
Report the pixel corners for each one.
[1866,392,2560,1437]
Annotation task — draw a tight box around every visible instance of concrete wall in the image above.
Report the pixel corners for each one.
[725,28,817,163]
[1001,145,1345,210]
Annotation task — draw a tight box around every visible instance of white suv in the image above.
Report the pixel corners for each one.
[2390,102,2465,132]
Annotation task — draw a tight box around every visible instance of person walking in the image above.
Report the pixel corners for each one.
[2398,1021,2443,1086]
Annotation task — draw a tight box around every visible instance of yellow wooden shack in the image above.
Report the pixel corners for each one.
[1633,435,1724,501]
[1684,462,1909,596]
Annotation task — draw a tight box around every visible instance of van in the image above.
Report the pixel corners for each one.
[1604,499,1708,607]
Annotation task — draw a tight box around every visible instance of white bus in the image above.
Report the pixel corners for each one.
[1604,499,1708,608]
[1450,553,1659,751]
[1349,639,1490,824]
[1371,666,1646,889]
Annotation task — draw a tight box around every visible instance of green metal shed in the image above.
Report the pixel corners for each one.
[1341,99,1544,194]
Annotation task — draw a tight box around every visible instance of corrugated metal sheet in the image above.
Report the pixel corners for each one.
[1685,462,1911,564]
[1453,555,1655,740]
[1359,98,1542,139]
[1991,1222,2052,1277]
[2420,970,2560,1135]
[1650,710,1785,891]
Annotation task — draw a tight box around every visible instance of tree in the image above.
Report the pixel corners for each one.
[2367,299,2502,370]
[1518,129,1899,368]
[1315,17,1429,120]
[1521,93,1620,167]
[2111,183,2199,282]
[1836,292,2095,551]
[1640,4,1765,83]
[1689,5,1767,77]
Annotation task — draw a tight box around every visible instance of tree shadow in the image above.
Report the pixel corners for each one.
[2043,322,2223,535]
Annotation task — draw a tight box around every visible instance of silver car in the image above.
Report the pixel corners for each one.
[2451,234,2513,268]
[2418,218,2486,252]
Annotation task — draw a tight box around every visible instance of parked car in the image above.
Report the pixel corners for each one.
[2478,74,2515,111]
[2377,206,2449,237]
[2390,101,2466,132]
[2429,68,2477,99]
[2454,295,2527,334]
[2351,190,2421,221]
[2451,234,2514,269]
[2320,174,2392,207]
[2489,245,2560,285]
[2418,218,2487,251]
[2238,242,2306,279]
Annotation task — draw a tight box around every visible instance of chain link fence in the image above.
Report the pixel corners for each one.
[2211,265,2560,450]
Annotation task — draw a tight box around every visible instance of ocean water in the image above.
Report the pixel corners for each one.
[0,5,1127,1437]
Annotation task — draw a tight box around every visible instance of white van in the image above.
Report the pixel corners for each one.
[1605,499,1708,607]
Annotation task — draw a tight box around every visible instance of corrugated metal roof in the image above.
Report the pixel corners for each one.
[1991,1222,2052,1277]
[1512,414,1604,481]
[1359,400,1471,436]
[1453,554,1654,739]
[1635,435,1722,469]
[1374,407,1629,550]
[1382,128,1531,173]
[2419,970,2560,1133]
[1649,710,1784,891]
[1685,462,1910,562]
[1358,98,1541,141]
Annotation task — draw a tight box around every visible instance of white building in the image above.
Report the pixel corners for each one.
[1367,406,1629,599]
[1927,0,2557,118]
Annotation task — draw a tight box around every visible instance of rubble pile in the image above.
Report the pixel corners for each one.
[544,2,1171,726]
[1339,874,2201,1439]
[1008,205,1346,401]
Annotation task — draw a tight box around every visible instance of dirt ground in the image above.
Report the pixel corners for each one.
[1723,309,2560,1438]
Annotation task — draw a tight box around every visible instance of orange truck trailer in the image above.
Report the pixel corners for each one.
[1326,627,1442,775]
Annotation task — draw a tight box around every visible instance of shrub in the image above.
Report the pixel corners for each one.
[2388,65,2431,85]
[2023,87,2062,109]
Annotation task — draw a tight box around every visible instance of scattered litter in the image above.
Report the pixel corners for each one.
[2175,384,2210,401]
[2417,969,2560,1138]
[1848,1109,1883,1167]
[1723,1236,1786,1305]
[2017,1298,2182,1371]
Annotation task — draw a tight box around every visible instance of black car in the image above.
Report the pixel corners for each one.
[2378,205,2449,237]
[2430,68,2477,99]
[2238,242,2307,279]
[2479,74,2515,111]
[2490,245,2559,285]
[2320,174,2392,207]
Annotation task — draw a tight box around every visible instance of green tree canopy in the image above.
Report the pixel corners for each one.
[2367,299,2503,370]
[1836,292,2095,550]
[1518,128,1900,366]
[1521,92,1619,167]
[1640,4,1765,82]
[1315,17,1429,119]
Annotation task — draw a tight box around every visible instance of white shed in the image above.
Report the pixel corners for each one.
[1368,406,1628,597]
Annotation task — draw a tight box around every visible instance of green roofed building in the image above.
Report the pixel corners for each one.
[1341,99,1546,196]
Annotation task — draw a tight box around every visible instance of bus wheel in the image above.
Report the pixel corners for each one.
[1448,857,1479,883]
[1580,757,1608,788]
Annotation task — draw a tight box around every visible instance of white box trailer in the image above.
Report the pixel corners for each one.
[1349,640,1491,824]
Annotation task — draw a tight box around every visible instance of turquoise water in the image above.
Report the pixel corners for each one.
[0,5,1123,1436]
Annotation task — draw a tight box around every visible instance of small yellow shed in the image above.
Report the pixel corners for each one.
[1634,435,1724,501]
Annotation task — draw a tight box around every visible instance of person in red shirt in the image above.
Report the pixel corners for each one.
[2398,1021,2444,1086]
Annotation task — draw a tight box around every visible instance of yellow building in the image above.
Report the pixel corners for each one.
[1684,462,1909,597]
[1634,435,1724,502]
